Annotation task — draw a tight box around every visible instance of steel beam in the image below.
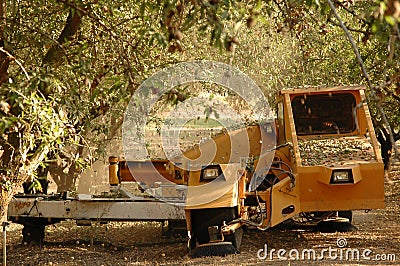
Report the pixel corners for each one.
[8,197,185,221]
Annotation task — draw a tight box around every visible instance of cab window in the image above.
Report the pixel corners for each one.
[291,93,356,135]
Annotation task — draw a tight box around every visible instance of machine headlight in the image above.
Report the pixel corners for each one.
[201,166,221,180]
[330,170,353,184]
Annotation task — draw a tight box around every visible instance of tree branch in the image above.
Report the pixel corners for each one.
[380,83,400,103]
[327,17,368,34]
[43,3,85,66]
[327,0,399,166]
[19,143,50,182]
[57,0,117,38]
[0,0,9,86]
[335,1,368,25]
[0,47,30,80]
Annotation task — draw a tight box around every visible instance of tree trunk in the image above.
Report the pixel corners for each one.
[0,0,10,86]
[0,189,12,222]
[377,128,400,170]
[0,47,11,84]
[42,4,84,66]
[0,132,20,171]
[0,1,87,222]
[377,129,392,170]
[0,178,23,222]
[49,162,79,192]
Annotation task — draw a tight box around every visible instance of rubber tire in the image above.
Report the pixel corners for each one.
[224,227,243,250]
[338,210,353,223]
[22,224,45,244]
[9,217,63,244]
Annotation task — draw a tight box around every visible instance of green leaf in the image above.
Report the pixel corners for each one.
[385,15,396,26]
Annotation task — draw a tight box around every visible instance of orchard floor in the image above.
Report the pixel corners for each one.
[1,172,399,266]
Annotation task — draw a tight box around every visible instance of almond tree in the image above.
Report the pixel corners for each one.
[1,0,399,222]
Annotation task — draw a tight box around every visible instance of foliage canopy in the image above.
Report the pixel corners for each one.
[0,0,399,219]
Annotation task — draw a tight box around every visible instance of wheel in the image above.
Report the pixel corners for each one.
[9,217,63,244]
[162,220,187,238]
[189,207,242,257]
[316,211,355,233]
[338,210,352,223]
[22,224,45,244]
[188,233,197,254]
[224,227,243,250]
[191,207,241,247]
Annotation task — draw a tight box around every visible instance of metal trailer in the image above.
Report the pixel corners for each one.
[8,186,186,243]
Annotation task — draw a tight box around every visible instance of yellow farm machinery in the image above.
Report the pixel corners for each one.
[7,86,385,257]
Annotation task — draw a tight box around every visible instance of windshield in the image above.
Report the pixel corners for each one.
[291,93,356,135]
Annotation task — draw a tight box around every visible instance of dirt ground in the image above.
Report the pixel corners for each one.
[1,171,399,266]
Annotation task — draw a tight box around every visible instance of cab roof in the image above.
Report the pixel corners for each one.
[279,85,365,95]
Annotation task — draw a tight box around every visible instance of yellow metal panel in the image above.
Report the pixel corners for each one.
[313,164,362,185]
[283,93,301,169]
[297,163,385,212]
[182,125,275,166]
[257,176,300,228]
[185,164,242,209]
[359,90,383,162]
[279,87,385,213]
